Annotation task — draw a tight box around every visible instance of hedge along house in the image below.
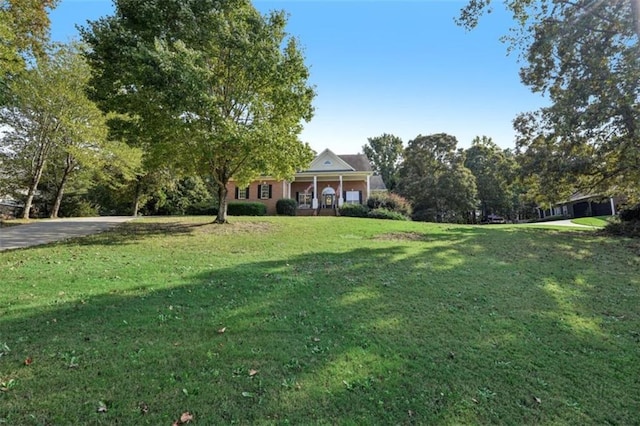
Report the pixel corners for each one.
[225,148,386,215]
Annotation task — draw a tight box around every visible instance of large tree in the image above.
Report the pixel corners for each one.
[458,0,640,203]
[0,43,140,218]
[81,0,315,223]
[464,136,518,221]
[397,133,477,223]
[362,133,403,191]
[0,0,58,102]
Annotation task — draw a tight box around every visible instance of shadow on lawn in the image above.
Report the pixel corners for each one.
[1,225,639,424]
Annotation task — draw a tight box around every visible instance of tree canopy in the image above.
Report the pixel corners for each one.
[0,43,141,218]
[362,133,403,191]
[459,0,640,203]
[464,136,518,220]
[81,0,315,223]
[0,0,58,102]
[397,133,477,223]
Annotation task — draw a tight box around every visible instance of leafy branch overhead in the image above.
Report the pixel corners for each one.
[459,0,640,203]
[81,0,316,223]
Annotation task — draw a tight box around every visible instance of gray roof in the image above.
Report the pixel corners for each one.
[338,154,372,172]
[370,175,387,191]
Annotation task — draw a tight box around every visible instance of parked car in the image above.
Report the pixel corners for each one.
[482,214,506,224]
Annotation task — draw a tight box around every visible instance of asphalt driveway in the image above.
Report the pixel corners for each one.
[0,216,134,251]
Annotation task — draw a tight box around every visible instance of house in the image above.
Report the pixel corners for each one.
[225,148,386,215]
[540,193,621,219]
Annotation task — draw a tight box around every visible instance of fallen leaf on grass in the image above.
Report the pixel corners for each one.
[249,369,258,377]
[534,396,542,404]
[241,391,254,398]
[97,401,108,413]
[172,411,194,425]
[217,327,227,334]
[139,401,149,414]
[24,357,32,366]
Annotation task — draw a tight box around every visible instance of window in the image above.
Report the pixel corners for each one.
[298,192,312,207]
[260,184,272,199]
[236,186,249,199]
[345,191,360,204]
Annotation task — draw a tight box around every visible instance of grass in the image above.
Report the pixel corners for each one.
[1,216,639,424]
[571,215,612,227]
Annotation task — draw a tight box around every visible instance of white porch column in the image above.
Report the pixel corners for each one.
[610,197,616,215]
[288,181,292,199]
[338,175,344,207]
[312,175,318,209]
[366,175,371,203]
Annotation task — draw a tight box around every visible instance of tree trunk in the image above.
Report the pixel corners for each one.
[132,177,142,217]
[22,164,46,219]
[50,154,74,218]
[215,184,228,224]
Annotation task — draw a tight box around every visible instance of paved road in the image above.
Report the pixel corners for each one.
[0,216,134,251]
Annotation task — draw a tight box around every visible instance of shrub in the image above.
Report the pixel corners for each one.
[59,196,100,217]
[339,203,369,217]
[367,208,408,221]
[367,193,412,217]
[185,202,218,216]
[276,198,297,216]
[605,219,640,238]
[619,204,640,222]
[227,202,267,216]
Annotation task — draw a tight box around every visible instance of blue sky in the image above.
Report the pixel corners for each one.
[49,0,548,154]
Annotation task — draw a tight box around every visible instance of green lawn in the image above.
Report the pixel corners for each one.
[1,217,639,424]
[571,216,613,227]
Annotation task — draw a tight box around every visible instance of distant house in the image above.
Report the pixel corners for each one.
[225,148,385,215]
[540,193,620,219]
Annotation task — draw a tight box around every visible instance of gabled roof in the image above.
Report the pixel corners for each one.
[304,148,357,172]
[338,154,373,172]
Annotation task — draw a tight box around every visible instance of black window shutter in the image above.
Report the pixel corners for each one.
[359,191,362,204]
[235,187,239,199]
[296,192,299,202]
[343,191,346,201]
[246,187,250,199]
[268,185,272,199]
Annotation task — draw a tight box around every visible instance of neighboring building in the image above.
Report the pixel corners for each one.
[539,193,620,219]
[225,148,385,215]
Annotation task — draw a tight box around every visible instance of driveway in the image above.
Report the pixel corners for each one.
[0,216,134,251]
[518,219,598,228]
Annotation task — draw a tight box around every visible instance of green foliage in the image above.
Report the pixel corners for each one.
[367,208,408,221]
[362,133,403,191]
[464,136,519,220]
[58,195,100,218]
[605,218,640,238]
[0,0,58,102]
[227,202,267,216]
[367,193,412,217]
[460,0,640,204]
[339,203,369,217]
[82,0,315,223]
[146,176,215,216]
[276,198,297,216]
[397,133,477,223]
[0,43,141,218]
[619,204,640,222]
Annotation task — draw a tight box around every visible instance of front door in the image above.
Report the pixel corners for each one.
[324,194,334,208]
